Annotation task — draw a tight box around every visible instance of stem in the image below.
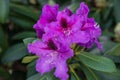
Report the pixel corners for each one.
[69,65,80,80]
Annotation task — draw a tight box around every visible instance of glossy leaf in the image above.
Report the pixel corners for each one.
[12,31,36,40]
[23,38,37,46]
[0,0,9,23]
[10,15,34,29]
[27,70,58,80]
[22,56,38,63]
[1,43,28,63]
[78,52,116,72]
[10,3,39,21]
[114,0,120,22]
[94,69,120,80]
[27,60,37,78]
[81,64,99,80]
[0,26,8,55]
[105,44,120,56]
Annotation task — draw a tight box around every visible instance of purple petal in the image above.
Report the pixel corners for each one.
[40,4,59,23]
[54,60,68,80]
[34,4,59,38]
[27,40,50,56]
[76,2,89,16]
[33,24,45,38]
[94,39,102,50]
[64,8,73,16]
[36,57,54,75]
[71,30,90,44]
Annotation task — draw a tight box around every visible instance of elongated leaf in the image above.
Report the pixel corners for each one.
[94,69,120,80]
[12,32,36,40]
[106,44,120,56]
[10,3,39,21]
[81,64,99,80]
[22,56,38,63]
[27,60,37,77]
[114,0,120,22]
[10,15,34,29]
[0,26,8,55]
[78,52,116,72]
[23,38,37,46]
[27,70,58,80]
[0,0,9,23]
[70,73,77,80]
[1,43,28,63]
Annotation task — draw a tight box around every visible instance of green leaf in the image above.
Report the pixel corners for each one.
[90,38,117,55]
[78,52,116,72]
[10,3,39,21]
[70,73,76,80]
[114,0,120,22]
[94,69,120,80]
[69,65,82,80]
[27,60,37,78]
[0,26,8,55]
[68,2,80,13]
[105,44,120,56]
[1,43,28,63]
[0,0,9,23]
[103,6,112,21]
[10,15,34,29]
[81,64,99,80]
[23,38,37,46]
[12,31,36,40]
[27,70,58,80]
[0,67,9,80]
[22,56,38,63]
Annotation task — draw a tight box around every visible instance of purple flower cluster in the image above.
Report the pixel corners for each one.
[28,2,102,80]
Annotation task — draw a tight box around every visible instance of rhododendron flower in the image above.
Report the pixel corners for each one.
[34,4,59,38]
[43,8,90,45]
[28,39,73,80]
[27,2,102,80]
[78,18,102,49]
[75,2,102,49]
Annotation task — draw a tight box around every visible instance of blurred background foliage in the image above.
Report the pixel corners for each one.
[0,0,120,80]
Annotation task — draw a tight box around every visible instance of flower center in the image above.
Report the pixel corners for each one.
[60,18,68,28]
[47,39,58,50]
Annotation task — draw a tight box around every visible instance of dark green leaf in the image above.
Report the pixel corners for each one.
[70,73,76,80]
[10,15,34,29]
[78,52,116,72]
[0,0,9,23]
[12,31,36,40]
[1,43,28,63]
[105,44,120,56]
[0,67,9,79]
[114,0,120,22]
[23,38,37,46]
[27,60,37,78]
[27,70,58,80]
[10,3,39,21]
[81,64,99,80]
[0,26,8,55]
[94,69,120,80]
[69,65,82,80]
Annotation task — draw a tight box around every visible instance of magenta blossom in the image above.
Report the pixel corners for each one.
[27,2,102,80]
[75,2,102,49]
[28,39,73,80]
[78,18,102,50]
[43,7,90,46]
[34,4,59,38]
